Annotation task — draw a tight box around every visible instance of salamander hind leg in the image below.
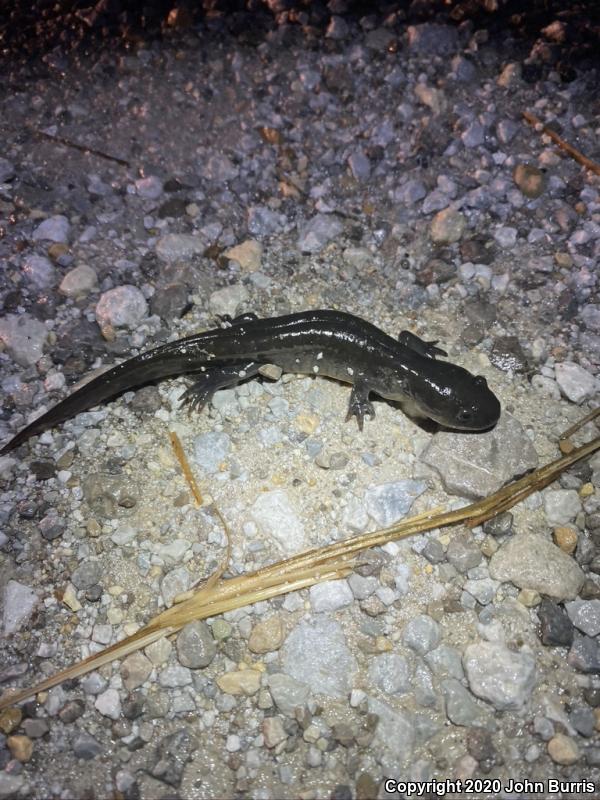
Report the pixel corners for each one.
[398,330,447,359]
[345,379,375,432]
[179,361,261,414]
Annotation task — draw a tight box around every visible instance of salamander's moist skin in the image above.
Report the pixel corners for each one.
[0,309,501,454]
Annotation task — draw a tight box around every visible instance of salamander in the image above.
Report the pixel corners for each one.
[0,309,501,455]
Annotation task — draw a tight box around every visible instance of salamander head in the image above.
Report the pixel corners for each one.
[409,362,501,432]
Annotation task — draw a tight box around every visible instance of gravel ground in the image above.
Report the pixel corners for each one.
[1,2,600,799]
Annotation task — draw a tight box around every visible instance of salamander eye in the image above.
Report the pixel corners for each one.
[457,408,473,422]
[473,375,487,388]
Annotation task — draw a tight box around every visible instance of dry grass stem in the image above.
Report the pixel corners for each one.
[169,430,203,506]
[1,421,599,711]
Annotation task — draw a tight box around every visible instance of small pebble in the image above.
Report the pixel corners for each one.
[7,734,34,762]
[513,163,546,198]
[429,208,466,244]
[32,215,70,243]
[216,669,261,696]
[553,527,578,554]
[547,733,579,765]
[248,616,284,653]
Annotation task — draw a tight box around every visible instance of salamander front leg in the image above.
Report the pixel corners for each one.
[345,380,375,432]
[398,330,447,359]
[179,361,261,414]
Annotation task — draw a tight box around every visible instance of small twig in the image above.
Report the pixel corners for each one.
[33,128,131,167]
[523,111,600,177]
[0,124,130,168]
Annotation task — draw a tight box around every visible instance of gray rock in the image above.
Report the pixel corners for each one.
[96,285,148,330]
[297,213,344,253]
[94,688,121,720]
[150,283,188,320]
[568,634,600,673]
[309,579,354,612]
[489,533,584,600]
[446,534,482,573]
[568,704,595,738]
[425,645,465,680]
[176,621,216,668]
[161,566,191,607]
[202,153,239,182]
[121,652,153,690]
[422,190,450,214]
[156,233,205,262]
[151,729,194,787]
[555,362,598,403]
[402,615,441,655]
[462,120,485,148]
[282,616,357,698]
[193,431,231,474]
[496,119,519,144]
[0,157,15,183]
[463,641,536,710]
[22,254,56,289]
[421,413,538,499]
[543,489,582,526]
[531,375,561,399]
[493,226,517,248]
[442,678,491,727]
[422,538,445,563]
[326,15,349,40]
[208,284,249,319]
[59,264,98,298]
[32,214,70,243]
[395,179,426,205]
[368,696,415,772]
[348,149,371,181]
[483,512,513,538]
[159,665,192,688]
[247,204,286,236]
[73,732,104,759]
[407,24,459,55]
[451,55,477,82]
[0,773,25,798]
[347,573,378,600]
[81,672,108,695]
[364,480,427,526]
[413,662,437,708]
[368,653,411,695]
[581,304,600,332]
[23,718,50,738]
[0,313,48,366]
[71,559,103,589]
[464,577,499,605]
[110,525,138,546]
[3,579,39,635]
[268,673,310,716]
[250,489,307,555]
[565,600,600,637]
[39,513,65,541]
[537,598,574,647]
[135,175,163,199]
